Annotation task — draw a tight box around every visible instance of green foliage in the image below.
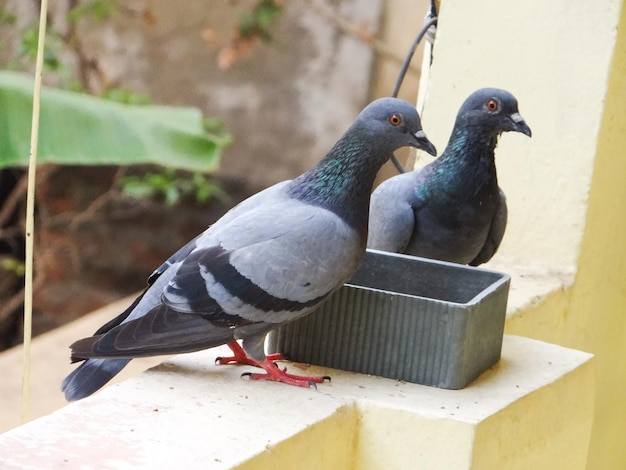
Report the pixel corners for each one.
[68,0,118,23]
[0,3,241,208]
[99,87,153,105]
[119,169,229,206]
[0,7,16,25]
[0,257,26,278]
[0,71,231,171]
[18,26,62,71]
[238,0,284,42]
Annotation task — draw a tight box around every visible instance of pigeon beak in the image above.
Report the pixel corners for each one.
[509,113,532,137]
[412,129,437,156]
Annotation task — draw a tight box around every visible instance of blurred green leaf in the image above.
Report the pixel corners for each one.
[0,257,26,277]
[238,0,283,41]
[0,71,231,171]
[0,7,17,25]
[99,87,153,105]
[118,169,227,206]
[190,172,228,204]
[68,0,117,23]
[19,26,62,71]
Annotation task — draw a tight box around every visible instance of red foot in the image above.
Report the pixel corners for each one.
[242,360,331,389]
[215,342,330,388]
[215,341,284,366]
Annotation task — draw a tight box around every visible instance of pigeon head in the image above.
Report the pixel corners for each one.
[356,98,437,156]
[456,88,532,138]
[289,98,435,235]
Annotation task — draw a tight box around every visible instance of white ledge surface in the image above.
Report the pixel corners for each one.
[0,335,592,469]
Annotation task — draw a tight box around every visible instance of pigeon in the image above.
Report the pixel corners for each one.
[367,88,531,266]
[61,97,437,401]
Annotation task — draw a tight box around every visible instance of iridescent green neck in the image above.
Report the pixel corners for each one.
[444,127,498,163]
[288,131,386,235]
[422,127,499,200]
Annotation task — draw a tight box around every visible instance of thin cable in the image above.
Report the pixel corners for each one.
[391,16,438,99]
[389,14,438,174]
[22,0,49,424]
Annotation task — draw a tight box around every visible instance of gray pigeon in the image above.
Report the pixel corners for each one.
[367,88,531,265]
[61,97,437,401]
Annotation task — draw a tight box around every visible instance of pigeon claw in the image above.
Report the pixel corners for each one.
[222,342,330,388]
[241,371,318,389]
[215,356,234,365]
[240,360,331,389]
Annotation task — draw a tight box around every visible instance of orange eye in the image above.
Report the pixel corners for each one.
[389,114,402,126]
[486,99,498,111]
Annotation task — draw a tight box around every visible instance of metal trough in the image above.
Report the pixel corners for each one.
[269,249,510,389]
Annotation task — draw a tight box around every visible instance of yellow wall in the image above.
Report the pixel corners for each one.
[472,359,595,469]
[571,31,626,464]
[419,0,625,468]
[508,15,626,468]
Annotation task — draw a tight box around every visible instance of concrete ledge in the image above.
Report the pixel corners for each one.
[485,256,575,319]
[0,260,570,434]
[0,335,593,469]
[0,295,169,433]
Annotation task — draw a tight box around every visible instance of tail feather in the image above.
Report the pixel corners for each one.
[61,358,130,401]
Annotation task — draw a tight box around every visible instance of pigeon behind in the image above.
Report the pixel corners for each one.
[62,97,437,401]
[367,88,531,265]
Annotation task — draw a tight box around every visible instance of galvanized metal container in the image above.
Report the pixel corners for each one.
[269,249,510,389]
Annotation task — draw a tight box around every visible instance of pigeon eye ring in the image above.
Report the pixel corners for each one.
[486,99,499,112]
[389,114,402,126]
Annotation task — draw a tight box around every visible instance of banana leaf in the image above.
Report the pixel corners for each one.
[0,71,230,171]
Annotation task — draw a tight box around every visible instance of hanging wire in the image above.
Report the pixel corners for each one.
[391,19,438,98]
[389,4,438,174]
[22,0,49,423]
